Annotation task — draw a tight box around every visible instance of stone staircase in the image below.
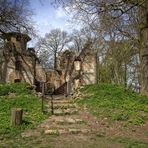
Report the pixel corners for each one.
[39,95,92,135]
[21,95,92,138]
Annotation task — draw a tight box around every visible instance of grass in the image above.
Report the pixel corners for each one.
[76,83,148,125]
[0,82,147,147]
[0,83,49,140]
[110,137,148,148]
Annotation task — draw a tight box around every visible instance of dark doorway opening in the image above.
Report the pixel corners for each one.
[14,79,21,83]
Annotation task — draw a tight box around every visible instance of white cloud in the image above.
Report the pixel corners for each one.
[55,7,67,18]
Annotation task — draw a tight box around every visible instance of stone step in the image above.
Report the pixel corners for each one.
[53,118,84,124]
[52,104,77,109]
[44,128,91,135]
[50,99,73,104]
[40,122,88,129]
[51,95,66,100]
[46,95,66,100]
[53,108,78,116]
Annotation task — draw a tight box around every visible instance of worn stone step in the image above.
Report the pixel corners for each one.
[52,103,77,109]
[40,122,87,129]
[47,103,77,109]
[53,108,78,116]
[40,115,84,123]
[51,95,66,100]
[44,128,91,135]
[50,99,73,104]
[46,95,66,100]
[44,129,59,135]
[21,130,40,138]
[53,118,84,124]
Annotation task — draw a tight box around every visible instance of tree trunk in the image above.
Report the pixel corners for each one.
[124,62,127,88]
[94,53,98,84]
[2,59,8,83]
[140,2,148,95]
[11,108,23,126]
[97,55,100,84]
[54,52,57,70]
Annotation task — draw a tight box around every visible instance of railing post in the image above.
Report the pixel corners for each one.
[41,82,45,114]
[50,94,54,115]
[66,74,72,96]
[11,108,23,126]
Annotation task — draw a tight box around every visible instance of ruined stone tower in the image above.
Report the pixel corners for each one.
[1,32,46,85]
[3,32,31,52]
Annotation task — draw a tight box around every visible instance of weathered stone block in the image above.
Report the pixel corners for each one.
[45,129,59,135]
[68,128,81,134]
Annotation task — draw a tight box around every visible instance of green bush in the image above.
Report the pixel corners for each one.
[0,83,33,96]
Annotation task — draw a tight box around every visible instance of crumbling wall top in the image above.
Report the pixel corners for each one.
[2,32,31,42]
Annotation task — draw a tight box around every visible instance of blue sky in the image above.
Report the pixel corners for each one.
[30,0,71,37]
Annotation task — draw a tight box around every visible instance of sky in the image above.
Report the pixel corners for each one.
[30,0,72,37]
[28,0,76,46]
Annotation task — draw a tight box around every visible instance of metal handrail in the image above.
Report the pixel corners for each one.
[50,94,54,115]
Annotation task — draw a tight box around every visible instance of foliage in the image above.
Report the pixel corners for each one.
[0,83,33,96]
[0,83,48,139]
[98,41,139,87]
[77,83,148,125]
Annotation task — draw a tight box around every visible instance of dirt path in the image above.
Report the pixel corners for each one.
[19,96,148,148]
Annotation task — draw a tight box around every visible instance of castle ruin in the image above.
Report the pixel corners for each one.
[0,32,97,95]
[0,32,46,87]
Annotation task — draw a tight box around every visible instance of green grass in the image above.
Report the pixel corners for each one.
[110,137,148,148]
[77,83,148,125]
[0,83,33,96]
[0,83,49,139]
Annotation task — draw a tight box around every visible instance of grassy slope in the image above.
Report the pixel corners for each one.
[0,83,147,147]
[0,83,48,139]
[77,83,148,125]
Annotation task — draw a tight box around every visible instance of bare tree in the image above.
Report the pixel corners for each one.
[36,29,71,70]
[54,0,148,95]
[70,27,98,54]
[0,0,35,82]
[69,29,85,54]
[0,0,34,37]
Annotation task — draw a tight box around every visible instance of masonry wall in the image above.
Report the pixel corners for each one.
[1,32,47,86]
[55,50,97,94]
[2,56,47,85]
[81,53,97,85]
[2,55,35,84]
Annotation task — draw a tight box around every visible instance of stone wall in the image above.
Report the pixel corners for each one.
[55,50,97,94]
[81,53,97,85]
[1,32,47,86]
[35,64,47,83]
[1,54,46,85]
[1,32,97,94]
